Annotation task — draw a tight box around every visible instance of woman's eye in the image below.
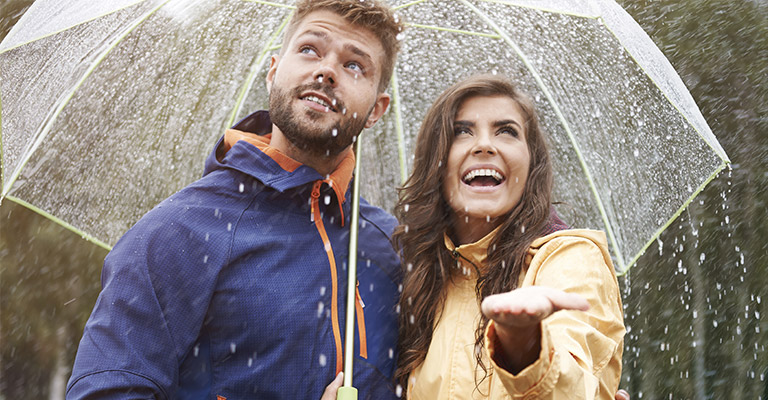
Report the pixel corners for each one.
[499,127,519,137]
[454,127,472,136]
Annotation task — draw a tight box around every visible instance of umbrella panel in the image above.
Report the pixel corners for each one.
[1,1,158,191]
[3,0,292,246]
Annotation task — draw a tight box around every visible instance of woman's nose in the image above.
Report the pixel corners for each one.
[472,132,496,155]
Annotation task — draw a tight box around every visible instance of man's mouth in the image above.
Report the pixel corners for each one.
[462,168,505,187]
[301,94,338,112]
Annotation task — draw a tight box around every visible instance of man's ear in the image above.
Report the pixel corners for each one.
[365,92,391,129]
[265,54,280,94]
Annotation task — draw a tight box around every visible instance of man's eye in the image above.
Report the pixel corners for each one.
[346,62,363,72]
[300,46,318,56]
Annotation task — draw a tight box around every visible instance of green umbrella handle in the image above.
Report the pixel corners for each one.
[337,386,358,400]
[339,135,364,400]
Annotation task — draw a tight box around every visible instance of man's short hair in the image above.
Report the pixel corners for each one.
[282,0,403,92]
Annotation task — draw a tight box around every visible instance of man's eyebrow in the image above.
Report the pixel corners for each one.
[299,30,329,41]
[344,43,374,69]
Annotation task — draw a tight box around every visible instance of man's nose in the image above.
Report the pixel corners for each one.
[313,62,337,86]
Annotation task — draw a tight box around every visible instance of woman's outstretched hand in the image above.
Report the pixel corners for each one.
[481,286,590,329]
[481,286,590,374]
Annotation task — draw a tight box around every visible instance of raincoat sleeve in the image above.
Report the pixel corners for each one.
[484,235,625,400]
[66,207,224,399]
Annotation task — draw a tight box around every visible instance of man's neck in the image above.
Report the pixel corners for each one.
[269,125,349,177]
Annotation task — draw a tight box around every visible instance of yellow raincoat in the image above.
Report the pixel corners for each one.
[407,229,625,399]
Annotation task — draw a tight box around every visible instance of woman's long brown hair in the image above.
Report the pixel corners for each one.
[392,74,553,390]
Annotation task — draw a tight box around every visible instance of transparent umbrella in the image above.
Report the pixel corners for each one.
[0,0,729,393]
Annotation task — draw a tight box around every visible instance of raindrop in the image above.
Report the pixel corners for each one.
[486,215,490,222]
[520,225,526,233]
[699,253,706,262]
[227,223,232,231]
[205,233,210,242]
[194,344,200,357]
[239,183,245,193]
[319,354,327,366]
[317,76,324,83]
[407,263,413,272]
[332,99,337,106]
[203,255,209,264]
[248,358,253,367]
[409,314,415,324]
[324,195,331,205]
[342,108,347,115]
[317,302,325,317]
[389,348,394,359]
[332,129,338,137]
[369,283,374,292]
[320,286,326,296]
[395,385,403,397]
[353,112,358,119]
[324,242,331,252]
[404,224,409,233]
[230,343,237,353]
[396,32,405,41]
[404,204,409,212]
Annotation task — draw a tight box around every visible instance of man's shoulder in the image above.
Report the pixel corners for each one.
[358,198,397,237]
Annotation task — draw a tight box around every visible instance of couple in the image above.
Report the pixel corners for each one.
[66,0,625,399]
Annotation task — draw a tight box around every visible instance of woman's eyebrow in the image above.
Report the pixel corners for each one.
[493,119,522,129]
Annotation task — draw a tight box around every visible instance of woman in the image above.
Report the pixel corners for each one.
[393,75,626,399]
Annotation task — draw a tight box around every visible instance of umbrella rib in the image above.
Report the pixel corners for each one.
[459,0,627,270]
[394,0,431,11]
[239,0,296,9]
[1,0,173,198]
[226,10,294,129]
[0,0,147,55]
[4,195,113,251]
[620,161,728,275]
[405,23,500,38]
[390,71,408,184]
[474,0,600,19]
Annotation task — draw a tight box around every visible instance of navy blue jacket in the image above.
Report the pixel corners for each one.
[67,111,401,399]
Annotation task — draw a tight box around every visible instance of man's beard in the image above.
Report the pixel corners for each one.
[269,81,371,157]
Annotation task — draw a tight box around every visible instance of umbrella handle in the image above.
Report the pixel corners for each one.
[340,136,363,399]
[337,386,358,400]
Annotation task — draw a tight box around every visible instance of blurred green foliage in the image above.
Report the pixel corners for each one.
[1,0,766,398]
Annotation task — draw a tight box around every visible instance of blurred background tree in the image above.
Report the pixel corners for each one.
[1,0,766,398]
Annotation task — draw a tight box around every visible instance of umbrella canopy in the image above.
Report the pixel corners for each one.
[0,0,728,273]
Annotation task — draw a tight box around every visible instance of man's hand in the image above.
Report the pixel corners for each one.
[481,286,589,329]
[321,372,343,400]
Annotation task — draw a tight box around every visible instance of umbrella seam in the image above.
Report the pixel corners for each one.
[3,195,113,251]
[459,0,627,271]
[226,9,294,129]
[0,0,148,55]
[619,160,729,275]
[390,71,408,184]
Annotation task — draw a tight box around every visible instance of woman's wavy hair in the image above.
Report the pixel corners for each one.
[392,74,553,391]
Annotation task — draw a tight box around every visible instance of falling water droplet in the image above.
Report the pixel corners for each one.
[404,204,409,212]
[239,183,245,192]
[230,343,236,353]
[319,354,327,366]
[332,129,338,137]
[407,263,413,272]
[203,255,209,264]
[227,223,232,231]
[324,195,331,205]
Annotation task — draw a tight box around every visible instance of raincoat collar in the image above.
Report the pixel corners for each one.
[204,110,355,209]
[443,207,571,276]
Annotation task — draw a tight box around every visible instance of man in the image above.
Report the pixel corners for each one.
[67,1,404,398]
